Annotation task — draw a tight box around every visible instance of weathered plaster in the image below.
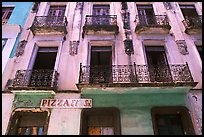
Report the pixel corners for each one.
[82,89,188,135]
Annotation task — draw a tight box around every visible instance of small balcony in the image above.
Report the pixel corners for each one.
[182,15,202,34]
[135,15,171,34]
[82,15,119,38]
[77,63,197,89]
[9,69,59,91]
[30,16,68,36]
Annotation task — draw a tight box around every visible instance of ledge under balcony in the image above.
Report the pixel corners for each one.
[8,69,59,92]
[182,15,202,34]
[135,15,171,34]
[76,63,197,93]
[30,16,68,36]
[82,15,119,38]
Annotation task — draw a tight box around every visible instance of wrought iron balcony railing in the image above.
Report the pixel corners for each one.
[11,69,59,90]
[78,63,193,84]
[82,15,119,37]
[32,16,67,27]
[182,15,202,29]
[31,16,68,35]
[135,15,171,28]
[85,15,117,26]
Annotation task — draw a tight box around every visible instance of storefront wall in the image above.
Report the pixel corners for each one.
[82,87,190,135]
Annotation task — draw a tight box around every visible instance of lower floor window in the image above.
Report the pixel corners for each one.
[81,107,121,135]
[88,127,114,135]
[151,106,195,135]
[17,127,44,135]
[7,110,49,135]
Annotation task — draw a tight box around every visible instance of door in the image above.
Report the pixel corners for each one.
[137,5,155,25]
[29,47,58,87]
[92,5,110,25]
[145,46,172,82]
[90,46,112,83]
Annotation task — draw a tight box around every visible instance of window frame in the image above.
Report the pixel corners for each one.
[2,7,14,23]
[80,107,121,135]
[151,106,195,135]
[7,110,50,135]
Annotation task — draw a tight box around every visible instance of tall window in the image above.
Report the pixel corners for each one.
[29,47,58,87]
[93,5,110,16]
[48,6,66,16]
[47,6,66,24]
[145,46,172,82]
[179,5,198,17]
[90,46,112,83]
[7,111,49,135]
[92,5,110,25]
[137,5,154,25]
[151,106,195,135]
[81,108,121,135]
[2,7,14,24]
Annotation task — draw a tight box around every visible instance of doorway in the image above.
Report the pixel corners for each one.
[90,46,112,83]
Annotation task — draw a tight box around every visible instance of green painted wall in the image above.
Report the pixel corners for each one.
[13,92,54,108]
[82,87,189,135]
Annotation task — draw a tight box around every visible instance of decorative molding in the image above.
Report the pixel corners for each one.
[15,40,27,57]
[75,2,83,10]
[124,39,134,56]
[69,41,79,56]
[176,40,189,55]
[163,2,172,10]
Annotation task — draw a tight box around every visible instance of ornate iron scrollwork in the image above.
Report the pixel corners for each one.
[69,41,79,56]
[176,40,189,55]
[15,40,27,57]
[78,63,193,84]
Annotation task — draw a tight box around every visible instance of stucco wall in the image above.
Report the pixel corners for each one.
[2,2,33,59]
[82,87,189,135]
[2,94,14,135]
[47,93,81,135]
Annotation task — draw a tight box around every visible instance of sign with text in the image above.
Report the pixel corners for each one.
[40,99,92,109]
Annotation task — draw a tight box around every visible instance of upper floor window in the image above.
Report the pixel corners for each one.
[48,6,66,16]
[179,5,198,17]
[136,5,155,25]
[145,46,172,82]
[2,7,14,25]
[93,5,110,15]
